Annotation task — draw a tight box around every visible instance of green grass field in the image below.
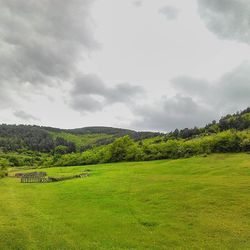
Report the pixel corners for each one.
[1,153,250,249]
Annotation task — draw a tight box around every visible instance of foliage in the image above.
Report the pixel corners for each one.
[0,129,249,168]
[109,136,134,162]
[0,161,7,178]
[0,124,159,154]
[48,129,250,167]
[54,145,69,155]
[0,108,249,168]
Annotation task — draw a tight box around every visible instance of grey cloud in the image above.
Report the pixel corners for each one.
[70,95,103,113]
[14,110,39,121]
[171,76,210,96]
[171,76,215,104]
[0,84,16,108]
[69,74,144,113]
[0,90,10,108]
[72,74,106,96]
[106,83,144,104]
[171,62,250,109]
[219,62,250,104]
[132,95,214,131]
[197,0,250,44]
[0,0,98,99]
[133,1,143,8]
[131,62,250,131]
[159,6,179,21]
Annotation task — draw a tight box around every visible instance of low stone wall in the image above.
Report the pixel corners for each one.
[20,173,89,183]
[21,176,50,183]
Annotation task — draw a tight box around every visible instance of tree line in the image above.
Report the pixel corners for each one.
[167,107,250,140]
[0,107,249,172]
[52,130,250,167]
[0,124,160,153]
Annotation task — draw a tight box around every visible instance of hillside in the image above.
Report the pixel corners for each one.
[0,107,249,169]
[0,107,249,153]
[0,125,160,153]
[1,154,250,249]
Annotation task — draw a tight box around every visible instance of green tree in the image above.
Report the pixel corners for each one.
[54,145,69,155]
[109,136,134,162]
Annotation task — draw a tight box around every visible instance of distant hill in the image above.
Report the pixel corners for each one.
[0,107,249,168]
[44,126,136,135]
[0,107,249,154]
[44,126,160,139]
[0,124,160,153]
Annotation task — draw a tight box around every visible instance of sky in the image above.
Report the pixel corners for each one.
[0,0,250,132]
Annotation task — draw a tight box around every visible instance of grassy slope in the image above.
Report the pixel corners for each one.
[1,153,250,249]
[50,131,113,150]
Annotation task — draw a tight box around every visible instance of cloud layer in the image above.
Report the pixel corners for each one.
[14,110,39,121]
[0,1,249,131]
[0,0,97,100]
[69,74,144,113]
[198,0,250,44]
[159,6,179,21]
[172,62,250,109]
[131,62,250,131]
[132,95,214,131]
[133,0,143,8]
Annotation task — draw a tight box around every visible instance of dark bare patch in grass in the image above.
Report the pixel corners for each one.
[140,221,158,228]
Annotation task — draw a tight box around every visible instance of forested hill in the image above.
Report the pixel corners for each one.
[0,107,249,155]
[0,108,249,169]
[166,107,250,140]
[0,125,160,153]
[44,126,159,138]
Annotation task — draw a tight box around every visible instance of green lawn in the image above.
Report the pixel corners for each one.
[1,153,250,249]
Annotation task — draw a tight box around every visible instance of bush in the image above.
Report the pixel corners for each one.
[213,131,241,152]
[0,166,7,178]
[109,136,134,162]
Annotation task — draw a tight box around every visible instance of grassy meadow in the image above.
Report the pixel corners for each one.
[1,153,250,249]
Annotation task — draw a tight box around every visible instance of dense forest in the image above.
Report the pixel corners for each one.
[0,125,160,153]
[0,107,249,170]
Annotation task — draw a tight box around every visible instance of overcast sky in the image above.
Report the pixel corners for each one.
[0,0,250,131]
